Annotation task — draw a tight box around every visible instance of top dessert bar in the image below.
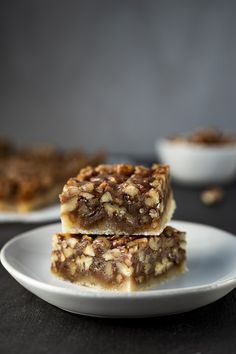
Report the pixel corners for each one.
[0,139,104,212]
[60,164,175,235]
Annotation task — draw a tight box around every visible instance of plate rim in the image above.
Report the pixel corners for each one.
[1,220,236,299]
[0,204,60,223]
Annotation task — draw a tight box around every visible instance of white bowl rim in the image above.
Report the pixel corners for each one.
[156,137,236,153]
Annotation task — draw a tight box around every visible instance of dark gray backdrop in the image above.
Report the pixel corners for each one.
[1,0,236,154]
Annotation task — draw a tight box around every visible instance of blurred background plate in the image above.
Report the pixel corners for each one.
[0,204,60,223]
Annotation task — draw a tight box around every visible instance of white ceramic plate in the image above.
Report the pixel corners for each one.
[1,221,236,318]
[0,204,60,223]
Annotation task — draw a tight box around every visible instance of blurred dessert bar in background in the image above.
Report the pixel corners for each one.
[60,164,175,235]
[51,226,186,291]
[0,138,105,212]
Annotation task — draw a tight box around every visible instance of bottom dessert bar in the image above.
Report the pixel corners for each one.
[51,226,186,291]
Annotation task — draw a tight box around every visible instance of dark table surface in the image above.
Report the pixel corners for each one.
[1,175,236,354]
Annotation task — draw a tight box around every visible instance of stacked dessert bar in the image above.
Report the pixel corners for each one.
[51,164,186,291]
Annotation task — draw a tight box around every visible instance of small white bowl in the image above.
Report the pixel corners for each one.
[155,138,236,185]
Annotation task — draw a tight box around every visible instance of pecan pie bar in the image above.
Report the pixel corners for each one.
[51,226,186,291]
[60,164,175,235]
[0,143,104,212]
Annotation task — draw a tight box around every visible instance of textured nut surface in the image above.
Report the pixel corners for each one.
[83,244,95,257]
[116,274,123,283]
[180,241,186,250]
[76,255,93,270]
[149,209,158,218]
[145,197,155,207]
[63,247,74,258]
[103,249,121,261]
[115,164,134,175]
[116,262,132,277]
[144,262,151,274]
[81,182,94,193]
[159,201,164,213]
[127,238,148,247]
[63,185,80,196]
[123,184,139,197]
[69,262,77,275]
[147,189,159,203]
[67,237,78,248]
[104,203,126,217]
[80,192,94,200]
[96,236,111,248]
[149,237,159,251]
[101,192,113,203]
[103,203,116,216]
[150,179,159,187]
[52,234,61,250]
[104,261,113,277]
[155,262,165,275]
[138,250,145,262]
[155,257,172,275]
[61,196,78,213]
[60,253,66,262]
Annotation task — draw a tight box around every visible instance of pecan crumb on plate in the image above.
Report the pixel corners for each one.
[201,187,224,206]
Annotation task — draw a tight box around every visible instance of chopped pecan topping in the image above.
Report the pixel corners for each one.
[60,164,171,233]
[51,226,186,290]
